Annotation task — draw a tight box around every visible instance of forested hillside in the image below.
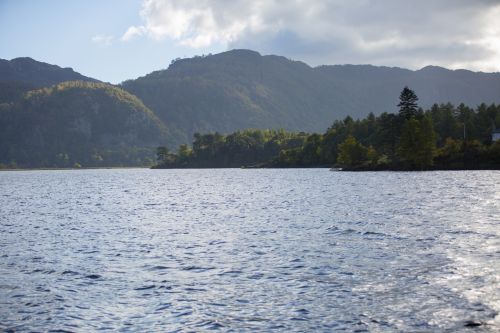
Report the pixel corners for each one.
[123,50,500,143]
[0,81,170,168]
[1,50,500,168]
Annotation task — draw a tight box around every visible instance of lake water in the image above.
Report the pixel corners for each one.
[0,169,499,332]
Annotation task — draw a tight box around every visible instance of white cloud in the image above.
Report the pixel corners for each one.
[121,26,147,41]
[91,34,114,46]
[122,0,259,48]
[122,0,500,71]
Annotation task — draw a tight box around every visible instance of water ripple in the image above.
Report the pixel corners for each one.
[0,169,499,332]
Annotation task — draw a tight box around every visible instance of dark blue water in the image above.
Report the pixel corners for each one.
[0,169,499,332]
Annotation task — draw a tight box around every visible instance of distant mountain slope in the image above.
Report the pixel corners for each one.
[0,57,99,89]
[122,50,500,142]
[121,50,331,141]
[0,81,171,168]
[1,50,500,168]
[316,64,500,116]
[0,81,35,104]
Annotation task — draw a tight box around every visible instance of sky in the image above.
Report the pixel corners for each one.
[1,0,500,83]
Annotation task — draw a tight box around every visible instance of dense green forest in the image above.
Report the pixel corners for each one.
[2,52,500,169]
[0,81,169,168]
[154,129,309,168]
[155,87,500,170]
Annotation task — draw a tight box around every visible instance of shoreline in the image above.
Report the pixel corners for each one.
[153,165,500,171]
[1,165,499,172]
[0,166,151,172]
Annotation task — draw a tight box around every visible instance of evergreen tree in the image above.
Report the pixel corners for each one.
[416,115,437,168]
[337,135,368,167]
[376,112,399,158]
[398,86,419,119]
[398,118,420,166]
[398,115,437,169]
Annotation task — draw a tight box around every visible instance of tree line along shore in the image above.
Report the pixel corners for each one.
[154,87,500,170]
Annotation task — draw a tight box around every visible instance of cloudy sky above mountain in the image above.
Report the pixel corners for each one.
[1,0,499,83]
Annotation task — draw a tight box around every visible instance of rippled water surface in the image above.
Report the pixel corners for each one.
[1,169,499,332]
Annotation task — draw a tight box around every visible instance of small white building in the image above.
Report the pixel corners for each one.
[493,129,500,142]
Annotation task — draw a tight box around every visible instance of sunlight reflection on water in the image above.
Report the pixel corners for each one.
[0,169,499,332]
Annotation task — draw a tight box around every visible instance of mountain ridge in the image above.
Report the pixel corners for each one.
[0,57,99,88]
[121,49,500,142]
[1,49,500,167]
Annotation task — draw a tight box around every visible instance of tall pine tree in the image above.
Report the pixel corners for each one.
[398,86,419,119]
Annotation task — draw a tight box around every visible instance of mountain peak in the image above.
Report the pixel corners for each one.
[10,56,37,63]
[219,49,262,57]
[419,65,449,72]
[0,57,98,88]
